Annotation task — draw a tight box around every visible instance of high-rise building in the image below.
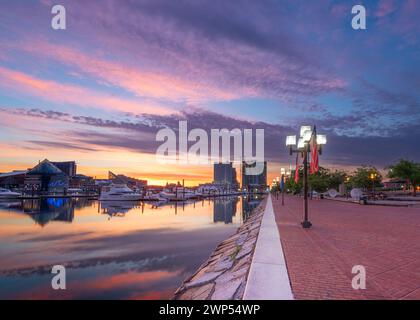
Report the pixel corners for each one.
[241,161,267,192]
[232,168,238,189]
[214,162,235,185]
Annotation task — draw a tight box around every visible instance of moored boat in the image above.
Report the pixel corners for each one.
[99,184,142,201]
[0,188,21,199]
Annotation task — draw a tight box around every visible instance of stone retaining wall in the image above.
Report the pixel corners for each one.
[173,197,267,300]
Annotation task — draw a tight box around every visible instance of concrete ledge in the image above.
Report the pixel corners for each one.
[173,199,267,300]
[243,194,293,300]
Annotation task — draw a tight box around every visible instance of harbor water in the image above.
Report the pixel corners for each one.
[0,196,262,299]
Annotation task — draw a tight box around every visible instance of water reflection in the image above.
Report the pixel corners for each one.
[100,201,141,218]
[242,195,263,220]
[0,195,263,299]
[213,197,238,224]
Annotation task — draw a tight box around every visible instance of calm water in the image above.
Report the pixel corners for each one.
[0,196,262,299]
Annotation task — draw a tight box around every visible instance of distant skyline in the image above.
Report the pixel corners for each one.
[1,0,419,185]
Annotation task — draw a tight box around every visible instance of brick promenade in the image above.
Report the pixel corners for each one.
[272,195,420,300]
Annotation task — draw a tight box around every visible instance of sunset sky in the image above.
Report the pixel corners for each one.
[1,0,419,185]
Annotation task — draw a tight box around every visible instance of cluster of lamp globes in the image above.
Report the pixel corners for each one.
[285,125,327,155]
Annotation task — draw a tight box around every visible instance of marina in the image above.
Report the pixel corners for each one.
[0,195,262,299]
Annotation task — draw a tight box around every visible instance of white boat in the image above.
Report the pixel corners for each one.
[0,201,21,209]
[159,188,201,201]
[159,190,179,201]
[99,184,142,201]
[142,191,168,202]
[0,188,21,199]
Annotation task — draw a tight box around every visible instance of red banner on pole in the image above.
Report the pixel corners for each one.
[294,153,300,183]
[310,126,319,174]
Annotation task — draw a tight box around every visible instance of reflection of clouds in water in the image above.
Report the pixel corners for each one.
[0,227,231,278]
[4,267,183,300]
[0,245,204,299]
[18,231,95,243]
[0,196,262,299]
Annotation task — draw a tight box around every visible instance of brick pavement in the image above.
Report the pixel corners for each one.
[272,195,420,300]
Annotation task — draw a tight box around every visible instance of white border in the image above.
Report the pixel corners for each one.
[243,194,294,300]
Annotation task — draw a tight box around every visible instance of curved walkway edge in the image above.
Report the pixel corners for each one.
[243,194,294,300]
[172,198,267,300]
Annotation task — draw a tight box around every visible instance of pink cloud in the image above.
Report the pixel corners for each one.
[0,66,174,115]
[13,40,241,103]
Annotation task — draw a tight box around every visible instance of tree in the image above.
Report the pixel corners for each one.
[308,168,347,193]
[388,159,420,196]
[349,166,382,191]
[328,170,347,190]
[285,167,348,195]
[309,167,330,193]
[285,168,303,194]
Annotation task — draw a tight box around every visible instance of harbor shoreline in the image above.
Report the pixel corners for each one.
[172,196,267,300]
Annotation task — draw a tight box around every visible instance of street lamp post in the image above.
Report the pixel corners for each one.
[281,167,286,206]
[286,126,326,229]
[370,172,377,199]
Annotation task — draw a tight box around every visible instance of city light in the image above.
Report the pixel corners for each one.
[286,135,296,146]
[299,125,312,138]
[285,125,327,229]
[316,134,327,145]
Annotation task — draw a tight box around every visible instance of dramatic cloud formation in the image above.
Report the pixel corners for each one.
[0,0,419,182]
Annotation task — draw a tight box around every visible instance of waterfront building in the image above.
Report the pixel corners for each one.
[197,183,230,195]
[69,174,96,193]
[108,171,147,190]
[0,170,28,190]
[214,162,233,184]
[213,162,239,189]
[51,161,77,177]
[24,159,69,193]
[232,168,238,188]
[383,179,407,190]
[0,160,93,193]
[241,161,267,193]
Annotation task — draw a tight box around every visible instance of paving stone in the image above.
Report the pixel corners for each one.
[233,282,247,300]
[216,264,249,284]
[176,289,195,300]
[191,283,215,300]
[214,242,237,255]
[235,233,248,246]
[213,256,234,272]
[232,256,251,272]
[271,195,420,300]
[207,253,223,263]
[211,278,243,300]
[186,270,225,288]
[235,243,254,260]
[173,197,268,300]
